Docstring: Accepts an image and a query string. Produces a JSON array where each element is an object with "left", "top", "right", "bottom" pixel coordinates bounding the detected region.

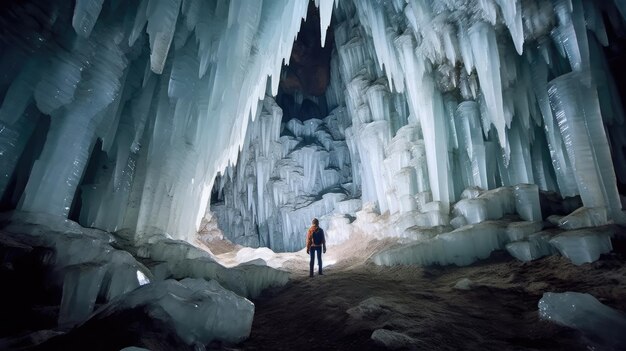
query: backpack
[{"left": 312, "top": 228, "right": 324, "bottom": 246}]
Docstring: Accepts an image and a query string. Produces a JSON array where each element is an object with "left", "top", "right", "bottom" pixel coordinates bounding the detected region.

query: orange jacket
[{"left": 306, "top": 225, "right": 326, "bottom": 251}]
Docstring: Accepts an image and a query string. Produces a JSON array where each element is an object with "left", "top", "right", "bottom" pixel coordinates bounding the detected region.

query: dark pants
[{"left": 309, "top": 246, "right": 322, "bottom": 276}]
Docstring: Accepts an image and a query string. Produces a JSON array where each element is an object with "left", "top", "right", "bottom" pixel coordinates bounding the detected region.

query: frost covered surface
[{"left": 539, "top": 292, "right": 626, "bottom": 349}]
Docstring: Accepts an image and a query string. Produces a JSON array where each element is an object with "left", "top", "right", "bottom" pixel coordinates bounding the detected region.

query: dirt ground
[{"left": 237, "top": 238, "right": 626, "bottom": 351}]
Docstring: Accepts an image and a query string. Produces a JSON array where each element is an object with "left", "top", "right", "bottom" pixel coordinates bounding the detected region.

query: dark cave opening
[{"left": 276, "top": 0, "right": 335, "bottom": 122}]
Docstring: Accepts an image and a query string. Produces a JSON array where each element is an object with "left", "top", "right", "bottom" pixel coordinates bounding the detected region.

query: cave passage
[{"left": 1, "top": 0, "right": 626, "bottom": 350}]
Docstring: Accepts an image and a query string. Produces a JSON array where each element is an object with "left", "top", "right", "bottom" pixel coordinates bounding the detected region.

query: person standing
[{"left": 306, "top": 218, "right": 326, "bottom": 277}]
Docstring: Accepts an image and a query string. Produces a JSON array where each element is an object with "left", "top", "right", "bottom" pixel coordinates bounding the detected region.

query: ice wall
[
  {"left": 324, "top": 0, "right": 626, "bottom": 227},
  {"left": 216, "top": 0, "right": 624, "bottom": 254},
  {"left": 0, "top": 0, "right": 309, "bottom": 242},
  {"left": 1, "top": 0, "right": 626, "bottom": 251}
]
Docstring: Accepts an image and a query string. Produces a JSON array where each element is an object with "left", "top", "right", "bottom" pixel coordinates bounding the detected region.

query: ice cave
[{"left": 1, "top": 0, "right": 626, "bottom": 349}]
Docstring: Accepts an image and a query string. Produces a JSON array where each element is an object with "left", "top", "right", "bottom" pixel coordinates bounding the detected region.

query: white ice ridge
[{"left": 1, "top": 0, "right": 626, "bottom": 252}]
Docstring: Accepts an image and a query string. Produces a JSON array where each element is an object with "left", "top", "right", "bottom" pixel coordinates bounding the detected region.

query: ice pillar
[{"left": 548, "top": 71, "right": 623, "bottom": 221}]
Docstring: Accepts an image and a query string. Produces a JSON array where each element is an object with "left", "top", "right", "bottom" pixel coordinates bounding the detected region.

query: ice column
[
  {"left": 455, "top": 101, "right": 488, "bottom": 190},
  {"left": 0, "top": 112, "right": 37, "bottom": 198},
  {"left": 548, "top": 71, "right": 623, "bottom": 221},
  {"left": 395, "top": 34, "right": 453, "bottom": 209},
  {"left": 20, "top": 27, "right": 127, "bottom": 217},
  {"left": 529, "top": 57, "right": 578, "bottom": 197}
]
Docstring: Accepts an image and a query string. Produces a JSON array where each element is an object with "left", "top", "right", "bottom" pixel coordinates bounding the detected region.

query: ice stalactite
[
  {"left": 0, "top": 0, "right": 310, "bottom": 242},
  {"left": 316, "top": 0, "right": 335, "bottom": 47},
  {"left": 72, "top": 0, "right": 105, "bottom": 38},
  {"left": 1, "top": 0, "right": 626, "bottom": 252},
  {"left": 213, "top": 0, "right": 625, "bottom": 253},
  {"left": 329, "top": 0, "right": 626, "bottom": 226}
]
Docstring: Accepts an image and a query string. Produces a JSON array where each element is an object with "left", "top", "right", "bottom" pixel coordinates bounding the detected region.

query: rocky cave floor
[
  {"left": 239, "top": 237, "right": 626, "bottom": 351},
  {"left": 1, "top": 228, "right": 625, "bottom": 351}
]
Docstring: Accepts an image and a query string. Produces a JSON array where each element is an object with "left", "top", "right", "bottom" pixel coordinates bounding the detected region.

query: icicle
[
  {"left": 317, "top": 0, "right": 335, "bottom": 47},
  {"left": 551, "top": 0, "right": 590, "bottom": 71},
  {"left": 72, "top": 0, "right": 105, "bottom": 38},
  {"left": 496, "top": 0, "right": 524, "bottom": 54},
  {"left": 457, "top": 26, "right": 475, "bottom": 75},
  {"left": 129, "top": 0, "right": 149, "bottom": 47},
  {"left": 468, "top": 21, "right": 508, "bottom": 159},
  {"left": 146, "top": 0, "right": 182, "bottom": 74},
  {"left": 358, "top": 1, "right": 405, "bottom": 92},
  {"left": 478, "top": 0, "right": 498, "bottom": 25}
]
